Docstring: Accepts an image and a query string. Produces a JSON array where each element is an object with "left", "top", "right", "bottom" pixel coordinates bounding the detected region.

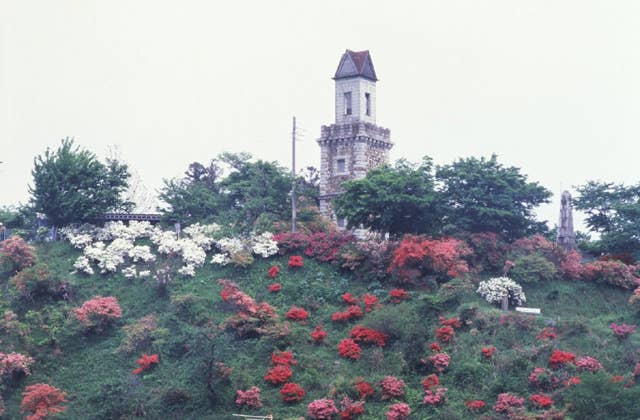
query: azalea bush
[
  {"left": 280, "top": 382, "right": 305, "bottom": 402},
  {"left": 582, "top": 260, "right": 640, "bottom": 289},
  {"left": 337, "top": 338, "right": 361, "bottom": 360},
  {"left": 235, "top": 386, "right": 262, "bottom": 408},
  {"left": 610, "top": 322, "right": 636, "bottom": 339},
  {"left": 274, "top": 231, "right": 353, "bottom": 263},
  {"left": 493, "top": 392, "right": 524, "bottom": 414},
  {"left": 0, "top": 352, "right": 34, "bottom": 378},
  {"left": 20, "top": 383, "right": 67, "bottom": 420},
  {"left": 264, "top": 365, "right": 292, "bottom": 385},
  {"left": 476, "top": 277, "right": 526, "bottom": 307},
  {"left": 132, "top": 353, "right": 159, "bottom": 374},
  {"left": 307, "top": 398, "right": 339, "bottom": 419},
  {"left": 385, "top": 402, "right": 410, "bottom": 420},
  {"left": 73, "top": 296, "right": 122, "bottom": 331},
  {"left": 310, "top": 325, "right": 327, "bottom": 343},
  {"left": 380, "top": 375, "right": 405, "bottom": 400},
  {"left": 0, "top": 236, "right": 36, "bottom": 273}
]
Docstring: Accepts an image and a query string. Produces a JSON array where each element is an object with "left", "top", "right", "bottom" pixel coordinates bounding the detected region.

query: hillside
[{"left": 1, "top": 224, "right": 640, "bottom": 419}]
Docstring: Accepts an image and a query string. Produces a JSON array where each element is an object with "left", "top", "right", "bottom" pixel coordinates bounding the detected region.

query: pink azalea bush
[
  {"left": 235, "top": 386, "right": 262, "bottom": 408},
  {"left": 0, "top": 352, "right": 34, "bottom": 378},
  {"left": 73, "top": 296, "right": 122, "bottom": 330},
  {"left": 610, "top": 322, "right": 636, "bottom": 339},
  {"left": 493, "top": 392, "right": 524, "bottom": 413},
  {"left": 429, "top": 352, "right": 451, "bottom": 373},
  {"left": 385, "top": 403, "right": 410, "bottom": 420},
  {"left": 307, "top": 398, "right": 339, "bottom": 419},
  {"left": 423, "top": 387, "right": 447, "bottom": 406},
  {"left": 380, "top": 376, "right": 406, "bottom": 400},
  {"left": 575, "top": 356, "right": 603, "bottom": 372}
]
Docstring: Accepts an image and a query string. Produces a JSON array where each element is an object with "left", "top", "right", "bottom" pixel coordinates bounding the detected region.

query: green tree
[
  {"left": 574, "top": 181, "right": 640, "bottom": 256},
  {"left": 333, "top": 158, "right": 442, "bottom": 236},
  {"left": 436, "top": 154, "right": 551, "bottom": 240},
  {"left": 29, "top": 138, "right": 132, "bottom": 226}
]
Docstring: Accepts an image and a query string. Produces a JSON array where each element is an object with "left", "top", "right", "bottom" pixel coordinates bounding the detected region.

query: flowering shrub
[
  {"left": 274, "top": 231, "right": 353, "bottom": 263},
  {"left": 264, "top": 364, "right": 292, "bottom": 385},
  {"left": 582, "top": 260, "right": 640, "bottom": 289},
  {"left": 0, "top": 236, "right": 36, "bottom": 273},
  {"left": 429, "top": 352, "right": 451, "bottom": 372},
  {"left": 132, "top": 353, "right": 159, "bottom": 374},
  {"left": 380, "top": 376, "right": 406, "bottom": 400},
  {"left": 271, "top": 351, "right": 297, "bottom": 366},
  {"left": 288, "top": 255, "right": 304, "bottom": 268},
  {"left": 560, "top": 250, "right": 583, "bottom": 279},
  {"left": 528, "top": 367, "right": 558, "bottom": 390},
  {"left": 385, "top": 403, "right": 410, "bottom": 420},
  {"left": 493, "top": 392, "right": 524, "bottom": 413},
  {"left": 236, "top": 386, "right": 262, "bottom": 408},
  {"left": 9, "top": 264, "right": 69, "bottom": 302},
  {"left": 349, "top": 325, "right": 388, "bottom": 347},
  {"left": 268, "top": 283, "right": 281, "bottom": 293},
  {"left": 250, "top": 231, "right": 279, "bottom": 258},
  {"left": 467, "top": 232, "right": 508, "bottom": 273},
  {"left": 439, "top": 316, "right": 462, "bottom": 329},
  {"left": 73, "top": 296, "right": 122, "bottom": 330},
  {"left": 421, "top": 374, "right": 439, "bottom": 390},
  {"left": 476, "top": 277, "right": 526, "bottom": 306},
  {"left": 529, "top": 393, "right": 553, "bottom": 408},
  {"left": 310, "top": 325, "right": 327, "bottom": 343},
  {"left": 563, "top": 376, "right": 580, "bottom": 387},
  {"left": 429, "top": 342, "right": 442, "bottom": 353},
  {"left": 339, "top": 397, "right": 365, "bottom": 420},
  {"left": 536, "top": 327, "right": 557, "bottom": 340},
  {"left": 575, "top": 356, "right": 603, "bottom": 372},
  {"left": 118, "top": 314, "right": 159, "bottom": 354},
  {"left": 362, "top": 294, "right": 379, "bottom": 312},
  {"left": 388, "top": 236, "right": 471, "bottom": 282},
  {"left": 0, "top": 352, "right": 34, "bottom": 378},
  {"left": 337, "top": 239, "right": 395, "bottom": 282},
  {"left": 355, "top": 379, "right": 374, "bottom": 400},
  {"left": 549, "top": 350, "right": 576, "bottom": 368},
  {"left": 423, "top": 387, "right": 447, "bottom": 406},
  {"left": 307, "top": 398, "right": 339, "bottom": 419},
  {"left": 337, "top": 339, "right": 361, "bottom": 360},
  {"left": 436, "top": 326, "right": 455, "bottom": 343},
  {"left": 331, "top": 305, "right": 363, "bottom": 322},
  {"left": 268, "top": 265, "right": 280, "bottom": 278},
  {"left": 280, "top": 382, "right": 305, "bottom": 402},
  {"left": 481, "top": 346, "right": 496, "bottom": 358},
  {"left": 342, "top": 292, "right": 359, "bottom": 304},
  {"left": 20, "top": 383, "right": 67, "bottom": 420},
  {"left": 465, "top": 400, "right": 486, "bottom": 411},
  {"left": 389, "top": 288, "right": 409, "bottom": 303},
  {"left": 285, "top": 306, "right": 309, "bottom": 321},
  {"left": 610, "top": 322, "right": 636, "bottom": 339}
]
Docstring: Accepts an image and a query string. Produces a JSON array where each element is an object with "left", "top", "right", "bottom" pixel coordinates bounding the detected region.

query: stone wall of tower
[{"left": 334, "top": 78, "right": 377, "bottom": 125}]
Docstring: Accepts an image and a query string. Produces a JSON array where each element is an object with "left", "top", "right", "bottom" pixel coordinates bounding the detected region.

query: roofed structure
[{"left": 333, "top": 50, "right": 378, "bottom": 82}]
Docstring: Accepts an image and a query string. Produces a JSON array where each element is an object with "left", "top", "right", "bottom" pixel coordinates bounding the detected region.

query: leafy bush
[
  {"left": 9, "top": 263, "right": 71, "bottom": 302},
  {"left": 20, "top": 383, "right": 67, "bottom": 420},
  {"left": 73, "top": 296, "right": 122, "bottom": 332},
  {"left": 567, "top": 373, "right": 640, "bottom": 419},
  {"left": 0, "top": 236, "right": 36, "bottom": 273},
  {"left": 476, "top": 277, "right": 526, "bottom": 307},
  {"left": 509, "top": 253, "right": 558, "bottom": 283},
  {"left": 118, "top": 314, "right": 161, "bottom": 353},
  {"left": 582, "top": 260, "right": 640, "bottom": 289}
]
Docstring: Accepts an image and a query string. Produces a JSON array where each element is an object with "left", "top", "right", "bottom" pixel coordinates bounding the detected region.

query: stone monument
[
  {"left": 317, "top": 49, "right": 393, "bottom": 228},
  {"left": 557, "top": 190, "right": 576, "bottom": 251}
]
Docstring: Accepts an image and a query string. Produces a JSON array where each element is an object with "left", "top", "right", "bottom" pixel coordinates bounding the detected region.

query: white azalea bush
[
  {"left": 476, "top": 276, "right": 526, "bottom": 306},
  {"left": 64, "top": 220, "right": 277, "bottom": 278}
]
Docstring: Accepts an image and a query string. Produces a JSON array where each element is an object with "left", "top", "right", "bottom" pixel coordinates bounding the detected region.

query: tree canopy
[
  {"left": 574, "top": 181, "right": 640, "bottom": 256},
  {"left": 333, "top": 158, "right": 441, "bottom": 236},
  {"left": 436, "top": 154, "right": 551, "bottom": 240},
  {"left": 29, "top": 138, "right": 132, "bottom": 226}
]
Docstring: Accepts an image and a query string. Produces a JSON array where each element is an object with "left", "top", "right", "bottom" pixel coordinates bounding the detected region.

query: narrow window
[
  {"left": 344, "top": 92, "right": 352, "bottom": 115},
  {"left": 365, "top": 93, "right": 371, "bottom": 116},
  {"left": 336, "top": 158, "right": 346, "bottom": 173}
]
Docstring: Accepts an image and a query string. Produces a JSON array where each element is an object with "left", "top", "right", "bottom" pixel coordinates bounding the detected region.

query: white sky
[{"left": 2, "top": 1, "right": 639, "bottom": 229}]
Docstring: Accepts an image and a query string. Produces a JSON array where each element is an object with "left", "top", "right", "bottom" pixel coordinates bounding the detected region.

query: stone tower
[
  {"left": 317, "top": 49, "right": 393, "bottom": 227},
  {"left": 557, "top": 190, "right": 576, "bottom": 251}
]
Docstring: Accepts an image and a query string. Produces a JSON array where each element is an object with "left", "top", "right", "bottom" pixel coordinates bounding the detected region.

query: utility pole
[{"left": 291, "top": 116, "right": 297, "bottom": 233}]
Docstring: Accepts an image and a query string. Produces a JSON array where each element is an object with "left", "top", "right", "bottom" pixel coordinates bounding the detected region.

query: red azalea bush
[
  {"left": 280, "top": 382, "right": 305, "bottom": 402},
  {"left": 549, "top": 350, "right": 576, "bottom": 368},
  {"left": 271, "top": 350, "right": 297, "bottom": 366},
  {"left": 421, "top": 374, "right": 439, "bottom": 390},
  {"left": 268, "top": 283, "right": 281, "bottom": 292},
  {"left": 0, "top": 236, "right": 36, "bottom": 273},
  {"left": 481, "top": 346, "right": 497, "bottom": 358},
  {"left": 349, "top": 325, "right": 388, "bottom": 347},
  {"left": 288, "top": 255, "right": 304, "bottom": 268},
  {"left": 536, "top": 327, "right": 557, "bottom": 340},
  {"left": 582, "top": 260, "right": 640, "bottom": 289},
  {"left": 429, "top": 342, "right": 442, "bottom": 353},
  {"left": 132, "top": 353, "right": 159, "bottom": 374},
  {"left": 436, "top": 326, "right": 455, "bottom": 343},
  {"left": 310, "top": 325, "right": 327, "bottom": 343},
  {"left": 339, "top": 397, "right": 365, "bottom": 420},
  {"left": 274, "top": 231, "right": 353, "bottom": 263},
  {"left": 20, "top": 383, "right": 67, "bottom": 420},
  {"left": 0, "top": 352, "right": 34, "bottom": 378},
  {"left": 307, "top": 398, "right": 339, "bottom": 419},
  {"left": 236, "top": 386, "right": 262, "bottom": 408},
  {"left": 389, "top": 288, "right": 408, "bottom": 303},
  {"left": 219, "top": 279, "right": 259, "bottom": 314},
  {"left": 380, "top": 376, "right": 406, "bottom": 400},
  {"left": 268, "top": 265, "right": 280, "bottom": 278},
  {"left": 285, "top": 306, "right": 309, "bottom": 321},
  {"left": 465, "top": 400, "right": 486, "bottom": 411},
  {"left": 529, "top": 393, "right": 553, "bottom": 408},
  {"left": 528, "top": 367, "right": 559, "bottom": 390},
  {"left": 610, "top": 322, "right": 636, "bottom": 339},
  {"left": 332, "top": 305, "right": 363, "bottom": 322},
  {"left": 493, "top": 392, "right": 524, "bottom": 413},
  {"left": 73, "top": 296, "right": 122, "bottom": 330},
  {"left": 342, "top": 292, "right": 359, "bottom": 304},
  {"left": 385, "top": 402, "right": 410, "bottom": 420},
  {"left": 560, "top": 250, "right": 583, "bottom": 279},
  {"left": 218, "top": 279, "right": 278, "bottom": 336},
  {"left": 429, "top": 352, "right": 451, "bottom": 372},
  {"left": 264, "top": 364, "right": 292, "bottom": 385},
  {"left": 388, "top": 235, "right": 471, "bottom": 283},
  {"left": 355, "top": 379, "right": 374, "bottom": 400},
  {"left": 575, "top": 356, "right": 603, "bottom": 372},
  {"left": 439, "top": 316, "right": 462, "bottom": 329},
  {"left": 564, "top": 376, "right": 580, "bottom": 387},
  {"left": 362, "top": 294, "right": 379, "bottom": 312},
  {"left": 337, "top": 338, "right": 361, "bottom": 360},
  {"left": 423, "top": 387, "right": 447, "bottom": 406}
]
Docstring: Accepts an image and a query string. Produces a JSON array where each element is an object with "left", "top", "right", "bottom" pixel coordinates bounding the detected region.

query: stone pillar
[{"left": 557, "top": 191, "right": 576, "bottom": 251}]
